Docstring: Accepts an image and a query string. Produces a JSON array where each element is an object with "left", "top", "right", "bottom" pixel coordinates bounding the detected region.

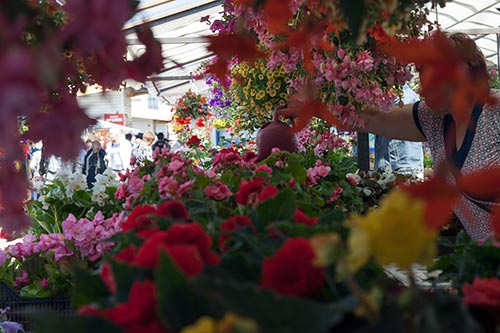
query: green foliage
[
  {"left": 431, "top": 231, "right": 500, "bottom": 289},
  {"left": 193, "top": 275, "right": 356, "bottom": 333}
]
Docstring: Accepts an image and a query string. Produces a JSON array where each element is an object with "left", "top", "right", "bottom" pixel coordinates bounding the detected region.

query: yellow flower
[
  {"left": 218, "top": 312, "right": 259, "bottom": 333},
  {"left": 241, "top": 63, "right": 250, "bottom": 72},
  {"left": 256, "top": 91, "right": 266, "bottom": 100},
  {"left": 264, "top": 101, "right": 273, "bottom": 111},
  {"left": 310, "top": 233, "right": 342, "bottom": 267},
  {"left": 346, "top": 190, "right": 437, "bottom": 271},
  {"left": 272, "top": 82, "right": 281, "bottom": 90},
  {"left": 258, "top": 74, "right": 265, "bottom": 80},
  {"left": 180, "top": 316, "right": 217, "bottom": 333},
  {"left": 179, "top": 313, "right": 258, "bottom": 333},
  {"left": 355, "top": 287, "right": 383, "bottom": 320}
]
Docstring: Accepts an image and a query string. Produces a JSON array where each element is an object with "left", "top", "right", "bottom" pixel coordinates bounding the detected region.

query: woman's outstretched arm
[{"left": 355, "top": 104, "right": 426, "bottom": 142}]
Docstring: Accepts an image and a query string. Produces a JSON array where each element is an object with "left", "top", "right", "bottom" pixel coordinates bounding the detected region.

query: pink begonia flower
[
  {"left": 254, "top": 165, "right": 273, "bottom": 176},
  {"left": 41, "top": 278, "right": 49, "bottom": 289},
  {"left": 62, "top": 214, "right": 78, "bottom": 240},
  {"left": 158, "top": 176, "right": 179, "bottom": 199},
  {"left": 204, "top": 182, "right": 233, "bottom": 201},
  {"left": 128, "top": 175, "right": 144, "bottom": 195},
  {"left": 168, "top": 158, "right": 185, "bottom": 174},
  {"left": 15, "top": 271, "right": 29, "bottom": 288},
  {"left": 327, "top": 186, "right": 344, "bottom": 203},
  {"left": 346, "top": 173, "right": 361, "bottom": 186},
  {"left": 178, "top": 180, "right": 195, "bottom": 197},
  {"left": 271, "top": 147, "right": 281, "bottom": 154},
  {"left": 115, "top": 183, "right": 128, "bottom": 200},
  {"left": 54, "top": 246, "right": 74, "bottom": 261}
]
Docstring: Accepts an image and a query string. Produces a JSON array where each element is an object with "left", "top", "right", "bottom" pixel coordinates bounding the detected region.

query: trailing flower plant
[
  {"left": 0, "top": 0, "right": 164, "bottom": 233},
  {"left": 172, "top": 90, "right": 210, "bottom": 122},
  {"left": 228, "top": 59, "right": 292, "bottom": 132}
]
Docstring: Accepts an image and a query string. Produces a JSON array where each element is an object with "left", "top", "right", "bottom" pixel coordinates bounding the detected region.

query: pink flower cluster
[
  {"left": 211, "top": 2, "right": 413, "bottom": 131},
  {"left": 307, "top": 161, "right": 332, "bottom": 185},
  {"left": 1, "top": 211, "right": 121, "bottom": 265},
  {"left": 3, "top": 233, "right": 71, "bottom": 263},
  {"left": 62, "top": 212, "right": 123, "bottom": 261},
  {"left": 313, "top": 132, "right": 350, "bottom": 157},
  {"left": 0, "top": 1, "right": 164, "bottom": 233},
  {"left": 204, "top": 181, "right": 233, "bottom": 201}
]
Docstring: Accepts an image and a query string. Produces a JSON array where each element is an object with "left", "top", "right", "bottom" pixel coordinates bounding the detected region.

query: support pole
[
  {"left": 357, "top": 132, "right": 370, "bottom": 171},
  {"left": 497, "top": 33, "right": 500, "bottom": 87}
]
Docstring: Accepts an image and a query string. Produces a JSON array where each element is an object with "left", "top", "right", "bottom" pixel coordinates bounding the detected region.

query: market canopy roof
[
  {"left": 125, "top": 0, "right": 223, "bottom": 104},
  {"left": 124, "top": 0, "right": 500, "bottom": 102},
  {"left": 431, "top": 0, "right": 500, "bottom": 68}
]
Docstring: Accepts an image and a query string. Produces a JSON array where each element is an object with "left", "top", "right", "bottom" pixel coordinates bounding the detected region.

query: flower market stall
[{"left": 0, "top": 1, "right": 500, "bottom": 333}]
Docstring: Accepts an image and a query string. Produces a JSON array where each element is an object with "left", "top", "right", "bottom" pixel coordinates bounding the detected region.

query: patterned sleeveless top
[{"left": 412, "top": 89, "right": 500, "bottom": 241}]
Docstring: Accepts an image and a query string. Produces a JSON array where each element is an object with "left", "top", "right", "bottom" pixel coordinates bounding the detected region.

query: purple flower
[{"left": 0, "top": 321, "right": 24, "bottom": 333}]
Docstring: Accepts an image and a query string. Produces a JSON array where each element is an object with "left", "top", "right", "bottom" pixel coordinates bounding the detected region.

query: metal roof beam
[
  {"left": 126, "top": 37, "right": 207, "bottom": 45},
  {"left": 445, "top": 1, "right": 500, "bottom": 30},
  {"left": 447, "top": 28, "right": 500, "bottom": 35},
  {"left": 149, "top": 75, "right": 194, "bottom": 81},
  {"left": 124, "top": 0, "right": 222, "bottom": 34}
]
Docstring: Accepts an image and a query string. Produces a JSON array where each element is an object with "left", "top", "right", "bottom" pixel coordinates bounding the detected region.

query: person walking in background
[
  {"left": 82, "top": 141, "right": 106, "bottom": 188},
  {"left": 106, "top": 128, "right": 132, "bottom": 176},
  {"left": 132, "top": 131, "right": 155, "bottom": 164},
  {"left": 77, "top": 139, "right": 92, "bottom": 174},
  {"left": 152, "top": 132, "right": 170, "bottom": 154},
  {"left": 374, "top": 84, "right": 424, "bottom": 178}
]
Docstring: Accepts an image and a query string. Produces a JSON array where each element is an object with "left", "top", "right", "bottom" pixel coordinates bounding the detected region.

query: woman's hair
[
  {"left": 143, "top": 131, "right": 155, "bottom": 144},
  {"left": 446, "top": 32, "right": 488, "bottom": 80}
]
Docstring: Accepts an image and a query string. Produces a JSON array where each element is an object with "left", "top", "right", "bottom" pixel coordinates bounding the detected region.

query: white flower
[
  {"left": 65, "top": 173, "right": 88, "bottom": 197},
  {"left": 102, "top": 168, "right": 116, "bottom": 180},
  {"left": 362, "top": 188, "right": 373, "bottom": 196},
  {"left": 38, "top": 195, "right": 50, "bottom": 210},
  {"left": 95, "top": 172, "right": 119, "bottom": 189},
  {"left": 91, "top": 183, "right": 109, "bottom": 206}
]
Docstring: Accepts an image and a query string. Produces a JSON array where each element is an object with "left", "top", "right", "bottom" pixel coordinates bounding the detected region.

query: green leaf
[
  {"left": 19, "top": 284, "right": 51, "bottom": 298},
  {"left": 194, "top": 276, "right": 355, "bottom": 333},
  {"left": 254, "top": 188, "right": 296, "bottom": 228},
  {"left": 72, "top": 190, "right": 92, "bottom": 207},
  {"left": 156, "top": 253, "right": 215, "bottom": 332},
  {"left": 71, "top": 267, "right": 109, "bottom": 307},
  {"left": 287, "top": 162, "right": 307, "bottom": 183},
  {"left": 32, "top": 313, "right": 122, "bottom": 333},
  {"left": 109, "top": 260, "right": 151, "bottom": 301}
]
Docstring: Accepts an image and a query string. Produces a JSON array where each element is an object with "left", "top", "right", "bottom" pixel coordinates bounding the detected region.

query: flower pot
[{"left": 256, "top": 109, "right": 298, "bottom": 161}]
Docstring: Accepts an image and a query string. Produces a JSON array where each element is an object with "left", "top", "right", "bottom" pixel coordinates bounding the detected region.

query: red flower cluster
[
  {"left": 219, "top": 216, "right": 256, "bottom": 252},
  {"left": 257, "top": 185, "right": 280, "bottom": 202},
  {"left": 122, "top": 201, "right": 189, "bottom": 237},
  {"left": 261, "top": 238, "right": 325, "bottom": 296},
  {"left": 212, "top": 148, "right": 245, "bottom": 169},
  {"left": 293, "top": 209, "right": 318, "bottom": 226},
  {"left": 236, "top": 179, "right": 263, "bottom": 205},
  {"left": 462, "top": 277, "right": 500, "bottom": 314},
  {"left": 186, "top": 135, "right": 201, "bottom": 148},
  {"left": 81, "top": 280, "right": 168, "bottom": 333},
  {"left": 118, "top": 223, "right": 220, "bottom": 277}
]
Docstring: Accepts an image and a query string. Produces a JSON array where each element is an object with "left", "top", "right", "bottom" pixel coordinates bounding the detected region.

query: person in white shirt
[{"left": 106, "top": 128, "right": 132, "bottom": 176}]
